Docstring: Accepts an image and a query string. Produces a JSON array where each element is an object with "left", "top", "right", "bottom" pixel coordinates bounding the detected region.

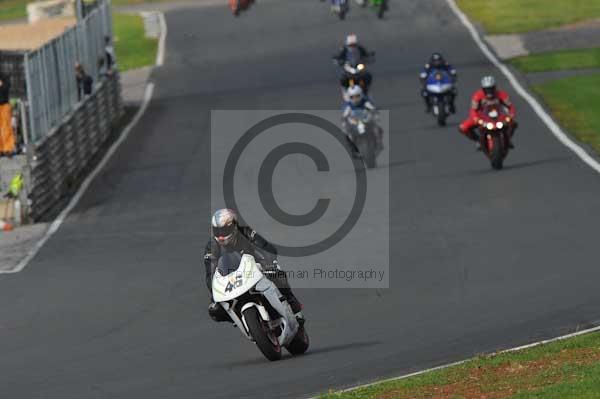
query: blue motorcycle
[{"left": 425, "top": 69, "right": 455, "bottom": 126}]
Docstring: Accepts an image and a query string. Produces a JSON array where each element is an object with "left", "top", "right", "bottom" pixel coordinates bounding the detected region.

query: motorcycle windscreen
[
  {"left": 212, "top": 253, "right": 264, "bottom": 302},
  {"left": 217, "top": 250, "right": 243, "bottom": 276}
]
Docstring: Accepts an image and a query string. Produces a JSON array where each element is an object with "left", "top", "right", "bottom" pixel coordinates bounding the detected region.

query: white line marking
[
  {"left": 445, "top": 0, "right": 600, "bottom": 174},
  {"left": 307, "top": 4, "right": 600, "bottom": 395},
  {"left": 2, "top": 12, "right": 168, "bottom": 274},
  {"left": 309, "top": 325, "right": 600, "bottom": 398},
  {"left": 156, "top": 12, "right": 167, "bottom": 67}
]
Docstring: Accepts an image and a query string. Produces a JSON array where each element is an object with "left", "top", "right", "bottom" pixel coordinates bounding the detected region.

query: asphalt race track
[{"left": 2, "top": 1, "right": 600, "bottom": 398}]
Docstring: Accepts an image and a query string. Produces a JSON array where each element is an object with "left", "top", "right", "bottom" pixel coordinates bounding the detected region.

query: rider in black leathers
[
  {"left": 334, "top": 33, "right": 373, "bottom": 92},
  {"left": 204, "top": 209, "right": 303, "bottom": 322}
]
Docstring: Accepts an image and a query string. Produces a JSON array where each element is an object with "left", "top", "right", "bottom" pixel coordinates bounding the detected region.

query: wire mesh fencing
[{"left": 24, "top": 0, "right": 114, "bottom": 143}]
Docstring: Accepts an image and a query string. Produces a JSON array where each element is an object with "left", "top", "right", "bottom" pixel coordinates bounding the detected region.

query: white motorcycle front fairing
[
  {"left": 212, "top": 254, "right": 299, "bottom": 347},
  {"left": 426, "top": 82, "right": 453, "bottom": 94},
  {"left": 212, "top": 254, "right": 262, "bottom": 302}
]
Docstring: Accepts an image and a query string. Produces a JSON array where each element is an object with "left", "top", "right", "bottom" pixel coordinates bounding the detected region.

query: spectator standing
[
  {"left": 75, "top": 63, "right": 93, "bottom": 101},
  {"left": 0, "top": 71, "right": 16, "bottom": 156},
  {"left": 104, "top": 36, "right": 116, "bottom": 74}
]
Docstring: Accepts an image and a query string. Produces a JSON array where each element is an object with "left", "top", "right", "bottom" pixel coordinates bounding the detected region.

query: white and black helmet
[
  {"left": 481, "top": 75, "right": 497, "bottom": 97},
  {"left": 211, "top": 208, "right": 238, "bottom": 246},
  {"left": 345, "top": 33, "right": 358, "bottom": 46},
  {"left": 347, "top": 85, "right": 363, "bottom": 105}
]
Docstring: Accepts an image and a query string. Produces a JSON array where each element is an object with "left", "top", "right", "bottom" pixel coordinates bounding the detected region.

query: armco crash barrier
[{"left": 28, "top": 75, "right": 124, "bottom": 220}]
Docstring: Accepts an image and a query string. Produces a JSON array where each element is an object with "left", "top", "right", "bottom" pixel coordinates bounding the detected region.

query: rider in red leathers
[{"left": 459, "top": 76, "right": 517, "bottom": 148}]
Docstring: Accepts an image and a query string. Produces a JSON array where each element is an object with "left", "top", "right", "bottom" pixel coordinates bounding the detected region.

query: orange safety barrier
[{"left": 0, "top": 103, "right": 15, "bottom": 154}]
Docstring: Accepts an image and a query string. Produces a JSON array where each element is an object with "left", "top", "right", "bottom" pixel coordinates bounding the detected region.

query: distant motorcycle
[
  {"left": 335, "top": 50, "right": 375, "bottom": 100},
  {"left": 476, "top": 104, "right": 515, "bottom": 170},
  {"left": 355, "top": 0, "right": 387, "bottom": 18},
  {"left": 229, "top": 0, "right": 254, "bottom": 16},
  {"left": 424, "top": 68, "right": 455, "bottom": 126},
  {"left": 330, "top": 0, "right": 349, "bottom": 20},
  {"left": 212, "top": 252, "right": 309, "bottom": 361},
  {"left": 343, "top": 108, "right": 381, "bottom": 168}
]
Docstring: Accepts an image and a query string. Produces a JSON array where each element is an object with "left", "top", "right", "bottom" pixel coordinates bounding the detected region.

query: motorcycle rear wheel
[{"left": 243, "top": 307, "right": 282, "bottom": 361}]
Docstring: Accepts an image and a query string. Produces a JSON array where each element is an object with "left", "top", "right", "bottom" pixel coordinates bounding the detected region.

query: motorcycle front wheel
[
  {"left": 436, "top": 102, "right": 447, "bottom": 126},
  {"left": 490, "top": 134, "right": 504, "bottom": 170},
  {"left": 243, "top": 307, "right": 282, "bottom": 361}
]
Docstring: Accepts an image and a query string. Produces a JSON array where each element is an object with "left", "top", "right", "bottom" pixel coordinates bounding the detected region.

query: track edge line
[
  {"left": 1, "top": 10, "right": 168, "bottom": 274},
  {"left": 445, "top": 0, "right": 600, "bottom": 174}
]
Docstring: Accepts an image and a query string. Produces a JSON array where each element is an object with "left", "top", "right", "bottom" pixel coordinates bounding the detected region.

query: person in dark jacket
[
  {"left": 204, "top": 208, "right": 304, "bottom": 322},
  {"left": 75, "top": 63, "right": 93, "bottom": 100}
]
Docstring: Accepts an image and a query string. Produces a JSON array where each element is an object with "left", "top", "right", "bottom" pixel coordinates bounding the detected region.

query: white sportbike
[{"left": 212, "top": 252, "right": 309, "bottom": 361}]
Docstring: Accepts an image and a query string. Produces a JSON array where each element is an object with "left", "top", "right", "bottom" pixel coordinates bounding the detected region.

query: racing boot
[
  {"left": 208, "top": 302, "right": 232, "bottom": 323},
  {"left": 422, "top": 91, "right": 432, "bottom": 113}
]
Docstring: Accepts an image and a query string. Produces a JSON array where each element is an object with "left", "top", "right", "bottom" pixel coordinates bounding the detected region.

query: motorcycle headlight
[
  {"left": 357, "top": 64, "right": 365, "bottom": 71},
  {"left": 496, "top": 122, "right": 504, "bottom": 129},
  {"left": 486, "top": 122, "right": 495, "bottom": 130}
]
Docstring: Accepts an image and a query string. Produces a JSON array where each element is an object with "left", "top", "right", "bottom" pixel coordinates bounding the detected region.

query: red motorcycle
[
  {"left": 476, "top": 104, "right": 515, "bottom": 170},
  {"left": 229, "top": 0, "right": 254, "bottom": 16}
]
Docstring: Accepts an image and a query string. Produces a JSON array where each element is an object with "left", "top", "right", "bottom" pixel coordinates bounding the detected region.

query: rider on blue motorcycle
[
  {"left": 419, "top": 52, "right": 457, "bottom": 114},
  {"left": 342, "top": 85, "right": 383, "bottom": 153}
]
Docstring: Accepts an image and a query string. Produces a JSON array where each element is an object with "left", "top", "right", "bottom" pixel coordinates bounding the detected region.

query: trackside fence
[
  {"left": 24, "top": 0, "right": 113, "bottom": 144},
  {"left": 15, "top": 0, "right": 124, "bottom": 221}
]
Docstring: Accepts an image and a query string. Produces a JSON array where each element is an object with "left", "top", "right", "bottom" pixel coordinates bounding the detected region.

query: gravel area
[{"left": 0, "top": 17, "right": 76, "bottom": 50}]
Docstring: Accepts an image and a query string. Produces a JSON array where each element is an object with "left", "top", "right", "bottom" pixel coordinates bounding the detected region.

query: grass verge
[
  {"left": 533, "top": 74, "right": 600, "bottom": 154},
  {"left": 456, "top": 0, "right": 600, "bottom": 34},
  {"left": 0, "top": 0, "right": 28, "bottom": 21},
  {"left": 509, "top": 48, "right": 600, "bottom": 73},
  {"left": 113, "top": 13, "right": 157, "bottom": 71},
  {"left": 318, "top": 331, "right": 600, "bottom": 399}
]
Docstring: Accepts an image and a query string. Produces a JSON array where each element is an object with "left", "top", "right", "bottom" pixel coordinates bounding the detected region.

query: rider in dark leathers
[
  {"left": 334, "top": 34, "right": 373, "bottom": 93},
  {"left": 204, "top": 209, "right": 303, "bottom": 322}
]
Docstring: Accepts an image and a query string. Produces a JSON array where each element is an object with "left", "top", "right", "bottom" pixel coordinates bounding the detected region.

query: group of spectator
[{"left": 0, "top": 36, "right": 116, "bottom": 158}]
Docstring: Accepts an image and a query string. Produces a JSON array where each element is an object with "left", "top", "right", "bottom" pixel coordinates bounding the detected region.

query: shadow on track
[
  {"left": 503, "top": 156, "right": 571, "bottom": 171},
  {"left": 217, "top": 340, "right": 381, "bottom": 368},
  {"left": 429, "top": 156, "right": 571, "bottom": 180}
]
